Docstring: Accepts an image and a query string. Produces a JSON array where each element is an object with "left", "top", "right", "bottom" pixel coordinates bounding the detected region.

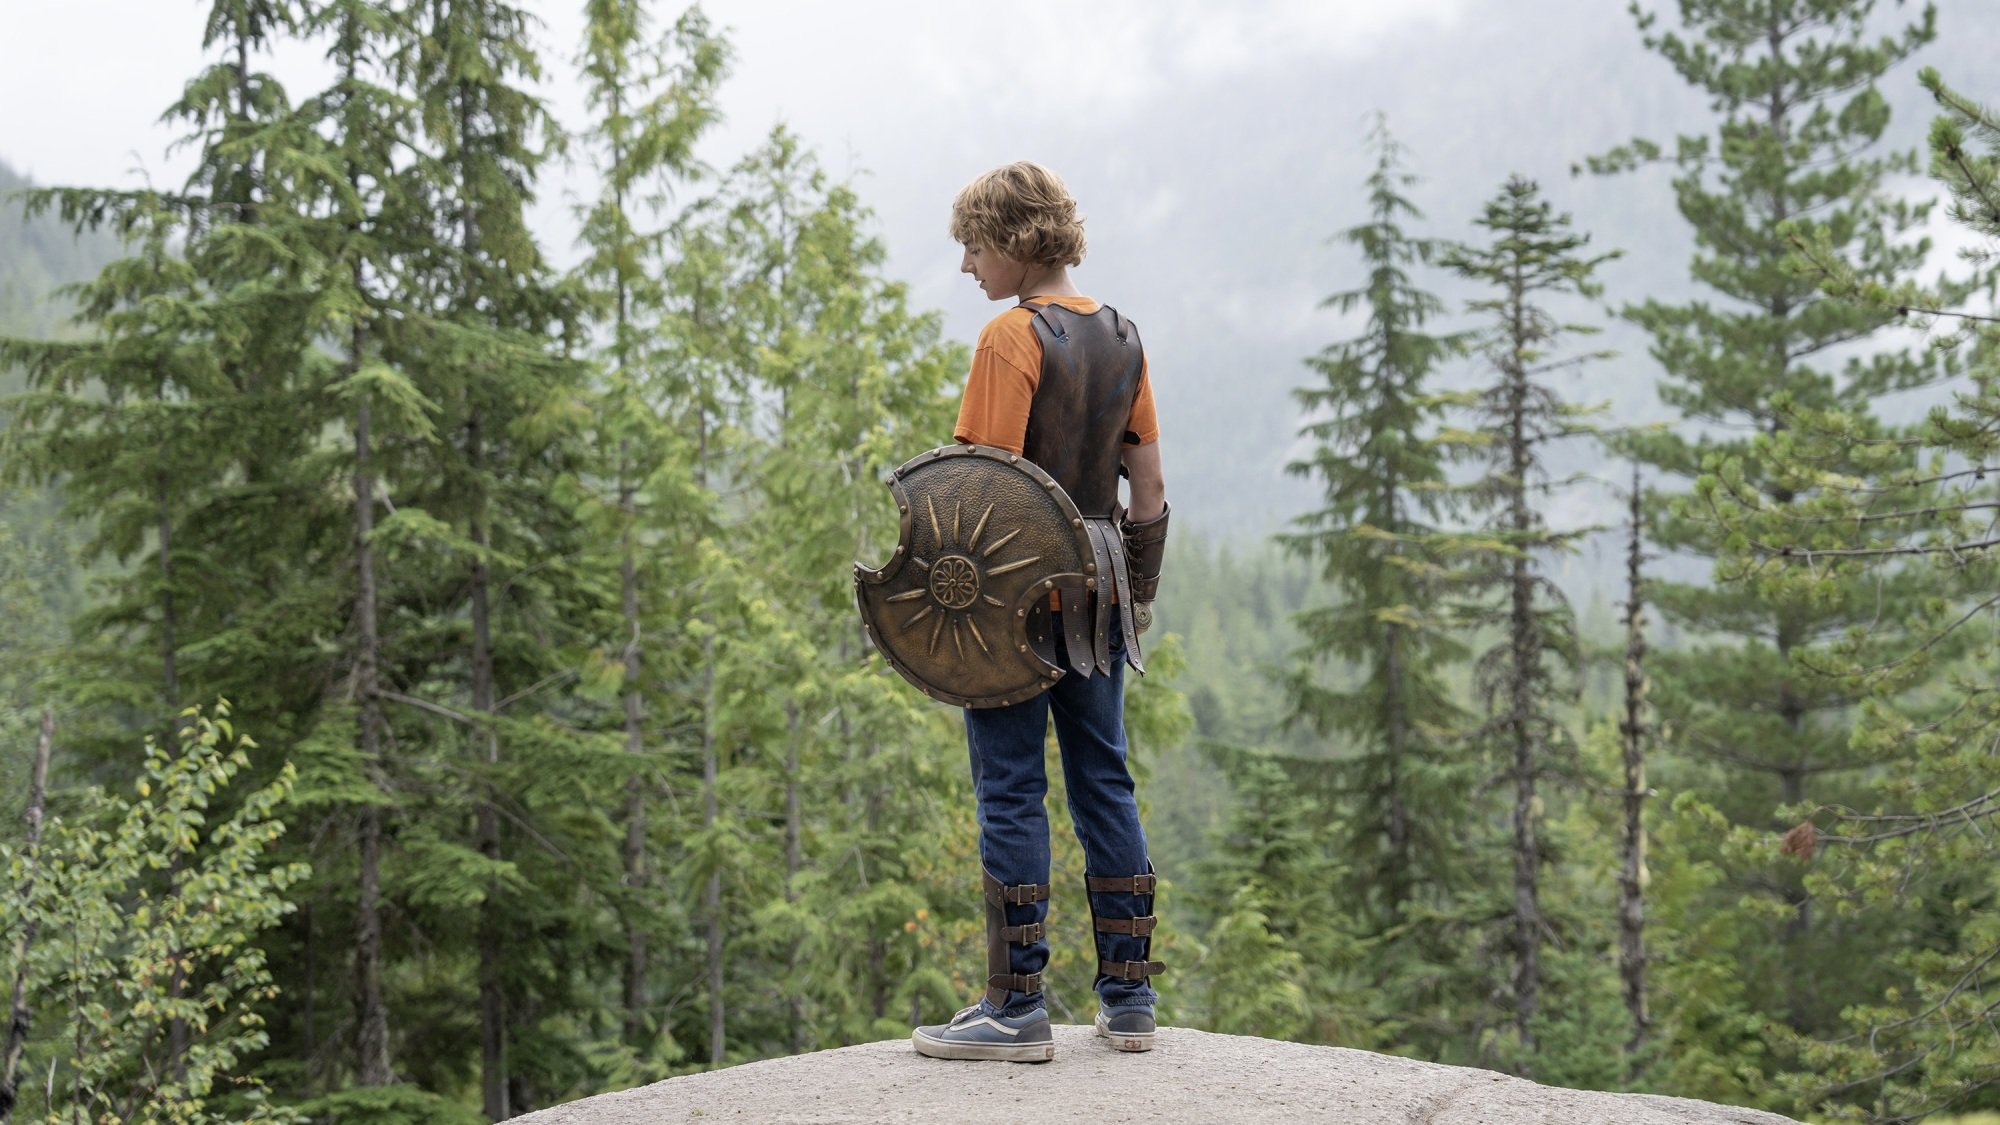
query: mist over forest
[{"left": 7, "top": 2, "right": 2000, "bottom": 1123}]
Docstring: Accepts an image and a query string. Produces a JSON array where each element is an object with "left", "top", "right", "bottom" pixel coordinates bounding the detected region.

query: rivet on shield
[
  {"left": 1043, "top": 579, "right": 1053, "bottom": 589},
  {"left": 1018, "top": 644, "right": 1028, "bottom": 653},
  {"left": 1071, "top": 518, "right": 1082, "bottom": 528},
  {"left": 1047, "top": 669, "right": 1060, "bottom": 679},
  {"left": 1043, "top": 481, "right": 1055, "bottom": 490},
  {"left": 895, "top": 545, "right": 904, "bottom": 554},
  {"left": 1086, "top": 578, "right": 1097, "bottom": 589},
  {"left": 1009, "top": 455, "right": 1019, "bottom": 464},
  {"left": 1086, "top": 563, "right": 1097, "bottom": 574},
  {"left": 1016, "top": 609, "right": 1026, "bottom": 617}
]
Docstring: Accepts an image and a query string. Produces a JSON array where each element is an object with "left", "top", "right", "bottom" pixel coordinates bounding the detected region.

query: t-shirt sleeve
[
  {"left": 953, "top": 314, "right": 1040, "bottom": 454},
  {"left": 1125, "top": 354, "right": 1160, "bottom": 445}
]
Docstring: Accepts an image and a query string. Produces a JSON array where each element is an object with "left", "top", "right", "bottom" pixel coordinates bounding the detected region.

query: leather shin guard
[
  {"left": 981, "top": 868, "right": 1049, "bottom": 1009},
  {"left": 1086, "top": 867, "right": 1166, "bottom": 988}
]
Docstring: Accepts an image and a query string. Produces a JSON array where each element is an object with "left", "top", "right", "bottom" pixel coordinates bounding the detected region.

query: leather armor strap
[
  {"left": 999, "top": 922, "right": 1045, "bottom": 944},
  {"left": 1085, "top": 873, "right": 1157, "bottom": 895},
  {"left": 1083, "top": 520, "right": 1117, "bottom": 674},
  {"left": 1021, "top": 299, "right": 1068, "bottom": 343},
  {"left": 989, "top": 971, "right": 1045, "bottom": 994},
  {"left": 1058, "top": 581, "right": 1094, "bottom": 679},
  {"left": 1104, "top": 514, "right": 1141, "bottom": 672},
  {"left": 984, "top": 878, "right": 1051, "bottom": 907},
  {"left": 1098, "top": 959, "right": 1166, "bottom": 981},
  {"left": 1094, "top": 915, "right": 1158, "bottom": 936}
]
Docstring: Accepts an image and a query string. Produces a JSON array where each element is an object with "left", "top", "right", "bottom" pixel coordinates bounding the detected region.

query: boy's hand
[{"left": 1133, "top": 601, "right": 1154, "bottom": 636}]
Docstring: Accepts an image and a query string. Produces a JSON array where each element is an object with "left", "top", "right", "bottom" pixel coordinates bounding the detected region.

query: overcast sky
[{"left": 3, "top": 1, "right": 1984, "bottom": 546}]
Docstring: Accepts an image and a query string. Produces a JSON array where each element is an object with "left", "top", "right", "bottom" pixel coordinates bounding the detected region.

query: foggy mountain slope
[
  {"left": 0, "top": 159, "right": 125, "bottom": 343},
  {"left": 957, "top": 0, "right": 1997, "bottom": 542}
]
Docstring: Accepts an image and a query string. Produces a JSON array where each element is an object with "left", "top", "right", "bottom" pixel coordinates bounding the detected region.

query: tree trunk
[
  {"left": 1618, "top": 468, "right": 1651, "bottom": 1057},
  {"left": 1382, "top": 607, "right": 1411, "bottom": 919},
  {"left": 353, "top": 320, "right": 393, "bottom": 1086},
  {"left": 1379, "top": 471, "right": 1412, "bottom": 921},
  {"left": 695, "top": 405, "right": 725, "bottom": 1069},
  {"left": 302, "top": 901, "right": 317, "bottom": 1062},
  {"left": 155, "top": 473, "right": 190, "bottom": 1085},
  {"left": 469, "top": 408, "right": 508, "bottom": 1120},
  {"left": 0, "top": 710, "right": 56, "bottom": 1123},
  {"left": 784, "top": 703, "right": 804, "bottom": 1055},
  {"left": 620, "top": 483, "right": 649, "bottom": 1046},
  {"left": 1505, "top": 286, "right": 1540, "bottom": 1065},
  {"left": 456, "top": 66, "right": 510, "bottom": 1113},
  {"left": 703, "top": 684, "right": 723, "bottom": 1067}
]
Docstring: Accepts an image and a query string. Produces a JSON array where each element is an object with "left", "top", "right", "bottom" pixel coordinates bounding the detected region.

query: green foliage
[
  {"left": 1, "top": 704, "right": 305, "bottom": 1123},
  {"left": 1438, "top": 174, "right": 1617, "bottom": 1067},
  {"left": 1695, "top": 68, "right": 2000, "bottom": 1122},
  {"left": 1580, "top": 1, "right": 1976, "bottom": 1104},
  {"left": 26, "top": 1, "right": 2000, "bottom": 1120},
  {"left": 1275, "top": 119, "right": 1477, "bottom": 936}
]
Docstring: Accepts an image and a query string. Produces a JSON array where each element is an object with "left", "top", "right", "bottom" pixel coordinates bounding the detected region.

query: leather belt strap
[
  {"left": 1082, "top": 520, "right": 1116, "bottom": 675},
  {"left": 999, "top": 922, "right": 1044, "bottom": 944},
  {"left": 1097, "top": 959, "right": 1166, "bottom": 981},
  {"left": 1105, "top": 516, "right": 1140, "bottom": 672},
  {"left": 1093, "top": 915, "right": 1158, "bottom": 936},
  {"left": 1085, "top": 874, "right": 1157, "bottom": 895},
  {"left": 1058, "top": 580, "right": 1094, "bottom": 677},
  {"left": 989, "top": 970, "right": 1044, "bottom": 993}
]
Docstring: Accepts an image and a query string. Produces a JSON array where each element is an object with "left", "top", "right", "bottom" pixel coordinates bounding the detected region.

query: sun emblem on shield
[{"left": 884, "top": 496, "right": 1040, "bottom": 662}]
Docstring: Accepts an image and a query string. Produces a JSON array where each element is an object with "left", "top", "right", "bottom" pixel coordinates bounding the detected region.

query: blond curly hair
[{"left": 948, "top": 161, "right": 1087, "bottom": 268}]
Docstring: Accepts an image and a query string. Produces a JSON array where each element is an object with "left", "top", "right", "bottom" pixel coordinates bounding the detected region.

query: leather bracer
[{"left": 1120, "top": 502, "right": 1170, "bottom": 603}]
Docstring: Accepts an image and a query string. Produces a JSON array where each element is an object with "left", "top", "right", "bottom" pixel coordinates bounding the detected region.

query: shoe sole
[
  {"left": 1095, "top": 1010, "right": 1156, "bottom": 1052},
  {"left": 911, "top": 1027, "right": 1055, "bottom": 1063}
]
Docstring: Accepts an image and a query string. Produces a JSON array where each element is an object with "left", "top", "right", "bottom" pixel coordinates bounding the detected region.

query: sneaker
[
  {"left": 1095, "top": 1002, "right": 1156, "bottom": 1052},
  {"left": 912, "top": 1002, "right": 1055, "bottom": 1063}
]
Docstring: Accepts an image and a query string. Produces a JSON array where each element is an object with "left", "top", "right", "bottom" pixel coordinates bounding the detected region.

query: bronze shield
[{"left": 854, "top": 444, "right": 1094, "bottom": 708}]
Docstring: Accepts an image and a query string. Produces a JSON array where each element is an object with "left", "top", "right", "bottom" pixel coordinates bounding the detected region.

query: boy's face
[{"left": 960, "top": 243, "right": 1029, "bottom": 303}]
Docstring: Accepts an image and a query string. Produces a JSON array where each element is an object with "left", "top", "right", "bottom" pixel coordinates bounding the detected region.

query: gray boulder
[{"left": 513, "top": 1024, "right": 1798, "bottom": 1124}]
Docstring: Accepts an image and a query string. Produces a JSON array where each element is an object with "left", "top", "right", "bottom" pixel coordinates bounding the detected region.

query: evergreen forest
[{"left": 7, "top": 2, "right": 2000, "bottom": 1122}]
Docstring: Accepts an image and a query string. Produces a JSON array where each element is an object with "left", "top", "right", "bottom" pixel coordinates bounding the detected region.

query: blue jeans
[{"left": 964, "top": 622, "right": 1157, "bottom": 1012}]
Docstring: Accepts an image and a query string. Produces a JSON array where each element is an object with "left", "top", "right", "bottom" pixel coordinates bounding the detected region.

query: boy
[{"left": 911, "top": 161, "right": 1171, "bottom": 1062}]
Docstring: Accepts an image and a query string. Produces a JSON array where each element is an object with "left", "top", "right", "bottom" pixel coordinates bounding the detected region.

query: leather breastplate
[
  {"left": 1020, "top": 301, "right": 1145, "bottom": 517},
  {"left": 1018, "top": 300, "right": 1147, "bottom": 677}
]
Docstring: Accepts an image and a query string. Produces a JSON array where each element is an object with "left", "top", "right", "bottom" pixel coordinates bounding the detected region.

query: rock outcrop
[{"left": 513, "top": 1024, "right": 1798, "bottom": 1124}]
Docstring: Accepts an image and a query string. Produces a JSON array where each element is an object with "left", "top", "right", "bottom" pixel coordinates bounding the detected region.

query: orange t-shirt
[{"left": 952, "top": 295, "right": 1161, "bottom": 455}]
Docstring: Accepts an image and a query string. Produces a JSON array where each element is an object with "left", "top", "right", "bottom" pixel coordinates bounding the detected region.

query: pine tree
[
  {"left": 572, "top": 0, "right": 727, "bottom": 1061},
  {"left": 1439, "top": 175, "right": 1615, "bottom": 1069},
  {"left": 396, "top": 2, "right": 613, "bottom": 1111},
  {"left": 1188, "top": 747, "right": 1374, "bottom": 1045},
  {"left": 1584, "top": 0, "right": 1966, "bottom": 1040},
  {"left": 1277, "top": 121, "right": 1474, "bottom": 936},
  {"left": 1617, "top": 467, "right": 1653, "bottom": 1060},
  {"left": 1702, "top": 67, "right": 2000, "bottom": 1120}
]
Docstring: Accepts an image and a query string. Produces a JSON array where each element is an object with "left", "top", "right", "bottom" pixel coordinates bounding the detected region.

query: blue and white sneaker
[
  {"left": 1095, "top": 1002, "right": 1156, "bottom": 1052},
  {"left": 912, "top": 1002, "right": 1055, "bottom": 1063}
]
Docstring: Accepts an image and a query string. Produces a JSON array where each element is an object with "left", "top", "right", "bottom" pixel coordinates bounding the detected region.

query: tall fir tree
[
  {"left": 1702, "top": 67, "right": 2000, "bottom": 1121},
  {"left": 1277, "top": 121, "right": 1473, "bottom": 931},
  {"left": 1268, "top": 121, "right": 1503, "bottom": 1062},
  {"left": 571, "top": 0, "right": 727, "bottom": 1065},
  {"left": 1440, "top": 175, "right": 1614, "bottom": 1071},
  {"left": 1585, "top": 0, "right": 1969, "bottom": 1048}
]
